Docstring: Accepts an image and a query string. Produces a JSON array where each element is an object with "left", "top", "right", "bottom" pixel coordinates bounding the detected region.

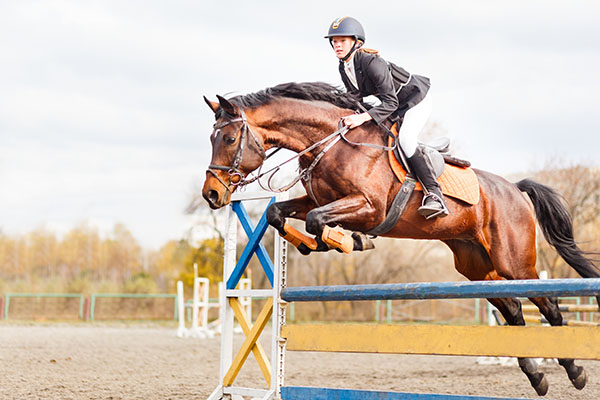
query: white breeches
[{"left": 398, "top": 92, "right": 433, "bottom": 158}]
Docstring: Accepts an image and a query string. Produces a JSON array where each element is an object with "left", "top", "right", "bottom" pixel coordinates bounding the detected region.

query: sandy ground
[{"left": 1, "top": 323, "right": 599, "bottom": 400}]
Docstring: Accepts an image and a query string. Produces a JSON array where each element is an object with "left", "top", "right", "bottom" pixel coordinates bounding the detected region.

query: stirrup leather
[{"left": 418, "top": 193, "right": 449, "bottom": 219}]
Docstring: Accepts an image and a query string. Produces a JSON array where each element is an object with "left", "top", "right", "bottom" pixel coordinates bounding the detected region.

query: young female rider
[{"left": 325, "top": 16, "right": 448, "bottom": 219}]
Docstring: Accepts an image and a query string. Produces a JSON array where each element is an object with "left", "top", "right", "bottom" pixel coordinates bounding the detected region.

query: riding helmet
[{"left": 324, "top": 16, "right": 366, "bottom": 42}]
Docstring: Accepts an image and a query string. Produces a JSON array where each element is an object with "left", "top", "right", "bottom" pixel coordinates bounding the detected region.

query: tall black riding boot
[{"left": 408, "top": 147, "right": 449, "bottom": 219}]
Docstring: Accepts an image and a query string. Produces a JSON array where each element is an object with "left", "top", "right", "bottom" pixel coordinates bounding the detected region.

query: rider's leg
[
  {"left": 398, "top": 93, "right": 448, "bottom": 219},
  {"left": 409, "top": 147, "right": 449, "bottom": 218},
  {"left": 397, "top": 95, "right": 431, "bottom": 159}
]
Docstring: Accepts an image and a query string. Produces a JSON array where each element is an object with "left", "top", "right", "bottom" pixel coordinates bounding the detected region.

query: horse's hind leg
[
  {"left": 487, "top": 296, "right": 549, "bottom": 396},
  {"left": 482, "top": 228, "right": 587, "bottom": 394},
  {"left": 485, "top": 227, "right": 587, "bottom": 392},
  {"left": 529, "top": 296, "right": 587, "bottom": 390},
  {"left": 445, "top": 239, "right": 549, "bottom": 396}
]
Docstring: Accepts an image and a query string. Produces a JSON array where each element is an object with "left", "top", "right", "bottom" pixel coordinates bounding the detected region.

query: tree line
[{"left": 0, "top": 222, "right": 223, "bottom": 295}]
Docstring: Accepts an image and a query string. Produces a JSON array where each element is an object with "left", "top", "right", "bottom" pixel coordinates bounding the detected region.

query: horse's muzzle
[
  {"left": 202, "top": 174, "right": 232, "bottom": 209},
  {"left": 203, "top": 189, "right": 221, "bottom": 209}
]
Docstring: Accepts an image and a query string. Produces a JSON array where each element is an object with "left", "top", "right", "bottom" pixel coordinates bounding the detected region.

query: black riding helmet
[
  {"left": 324, "top": 17, "right": 365, "bottom": 62},
  {"left": 324, "top": 16, "right": 366, "bottom": 42}
]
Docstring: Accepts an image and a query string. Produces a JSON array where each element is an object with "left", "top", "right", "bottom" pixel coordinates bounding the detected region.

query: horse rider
[{"left": 325, "top": 16, "right": 449, "bottom": 219}]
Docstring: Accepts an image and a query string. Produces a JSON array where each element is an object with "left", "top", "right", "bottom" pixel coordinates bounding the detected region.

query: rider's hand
[{"left": 343, "top": 112, "right": 372, "bottom": 129}]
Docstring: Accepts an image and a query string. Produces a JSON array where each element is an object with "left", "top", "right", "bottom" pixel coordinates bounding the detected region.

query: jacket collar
[{"left": 339, "top": 50, "right": 364, "bottom": 91}]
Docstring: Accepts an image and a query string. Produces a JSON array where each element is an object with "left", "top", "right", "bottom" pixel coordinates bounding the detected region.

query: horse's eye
[{"left": 224, "top": 136, "right": 236, "bottom": 145}]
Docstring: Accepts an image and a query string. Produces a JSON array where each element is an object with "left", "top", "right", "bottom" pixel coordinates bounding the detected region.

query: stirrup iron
[{"left": 418, "top": 193, "right": 449, "bottom": 219}]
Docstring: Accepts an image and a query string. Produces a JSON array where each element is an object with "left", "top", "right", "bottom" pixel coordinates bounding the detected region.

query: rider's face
[{"left": 331, "top": 36, "right": 355, "bottom": 60}]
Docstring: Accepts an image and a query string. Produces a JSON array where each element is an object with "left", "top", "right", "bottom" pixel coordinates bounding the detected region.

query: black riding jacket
[{"left": 339, "top": 49, "right": 430, "bottom": 124}]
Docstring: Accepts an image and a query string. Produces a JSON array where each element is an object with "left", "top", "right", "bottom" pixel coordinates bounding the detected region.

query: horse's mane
[{"left": 228, "top": 82, "right": 361, "bottom": 110}]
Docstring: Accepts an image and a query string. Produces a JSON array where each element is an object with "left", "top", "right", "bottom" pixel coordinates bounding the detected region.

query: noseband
[{"left": 207, "top": 109, "right": 266, "bottom": 192}]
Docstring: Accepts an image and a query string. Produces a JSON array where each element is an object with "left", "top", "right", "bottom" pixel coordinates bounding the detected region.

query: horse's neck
[{"left": 248, "top": 102, "right": 343, "bottom": 153}]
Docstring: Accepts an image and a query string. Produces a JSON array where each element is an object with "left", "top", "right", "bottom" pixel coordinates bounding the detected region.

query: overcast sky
[{"left": 1, "top": 1, "right": 599, "bottom": 249}]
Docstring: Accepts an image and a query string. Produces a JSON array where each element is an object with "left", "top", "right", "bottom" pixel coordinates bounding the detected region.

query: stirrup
[{"left": 418, "top": 193, "right": 449, "bottom": 219}]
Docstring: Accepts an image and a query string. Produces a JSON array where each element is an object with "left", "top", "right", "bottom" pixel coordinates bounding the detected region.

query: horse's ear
[
  {"left": 216, "top": 95, "right": 237, "bottom": 116},
  {"left": 204, "top": 96, "right": 220, "bottom": 114}
]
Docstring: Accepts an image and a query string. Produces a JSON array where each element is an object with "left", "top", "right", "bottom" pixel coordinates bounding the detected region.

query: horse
[{"left": 201, "top": 81, "right": 599, "bottom": 396}]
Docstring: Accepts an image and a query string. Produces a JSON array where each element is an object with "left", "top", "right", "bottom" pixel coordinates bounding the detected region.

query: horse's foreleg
[
  {"left": 266, "top": 196, "right": 330, "bottom": 255},
  {"left": 529, "top": 296, "right": 587, "bottom": 390},
  {"left": 266, "top": 195, "right": 315, "bottom": 235},
  {"left": 267, "top": 194, "right": 377, "bottom": 254},
  {"left": 304, "top": 194, "right": 378, "bottom": 253}
]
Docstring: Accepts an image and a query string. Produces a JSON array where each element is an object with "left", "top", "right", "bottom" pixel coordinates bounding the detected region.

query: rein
[{"left": 252, "top": 121, "right": 348, "bottom": 194}]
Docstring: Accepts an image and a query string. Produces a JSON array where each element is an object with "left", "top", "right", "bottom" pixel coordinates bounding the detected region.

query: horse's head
[{"left": 202, "top": 95, "right": 266, "bottom": 209}]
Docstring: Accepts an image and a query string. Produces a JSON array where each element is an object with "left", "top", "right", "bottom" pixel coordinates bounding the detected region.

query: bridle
[{"left": 206, "top": 109, "right": 266, "bottom": 193}]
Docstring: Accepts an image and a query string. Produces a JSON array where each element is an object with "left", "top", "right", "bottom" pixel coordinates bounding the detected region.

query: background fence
[
  {"left": 2, "top": 292, "right": 597, "bottom": 324},
  {"left": 3, "top": 293, "right": 84, "bottom": 320},
  {"left": 1, "top": 293, "right": 177, "bottom": 321}
]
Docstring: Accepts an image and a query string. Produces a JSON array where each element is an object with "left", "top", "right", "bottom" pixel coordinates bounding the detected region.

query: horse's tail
[{"left": 516, "top": 178, "right": 600, "bottom": 279}]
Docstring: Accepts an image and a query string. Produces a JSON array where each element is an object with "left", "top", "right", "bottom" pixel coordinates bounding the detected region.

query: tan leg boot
[
  {"left": 282, "top": 224, "right": 318, "bottom": 250},
  {"left": 321, "top": 226, "right": 354, "bottom": 254}
]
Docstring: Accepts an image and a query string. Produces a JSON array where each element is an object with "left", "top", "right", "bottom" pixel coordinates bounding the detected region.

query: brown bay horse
[{"left": 201, "top": 82, "right": 599, "bottom": 396}]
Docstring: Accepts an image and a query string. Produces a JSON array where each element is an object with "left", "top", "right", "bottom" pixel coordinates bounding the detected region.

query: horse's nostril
[{"left": 207, "top": 190, "right": 219, "bottom": 206}]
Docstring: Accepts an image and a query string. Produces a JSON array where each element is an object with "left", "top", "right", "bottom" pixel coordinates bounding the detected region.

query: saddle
[
  {"left": 389, "top": 124, "right": 479, "bottom": 205},
  {"left": 352, "top": 104, "right": 479, "bottom": 206},
  {"left": 366, "top": 125, "right": 480, "bottom": 236}
]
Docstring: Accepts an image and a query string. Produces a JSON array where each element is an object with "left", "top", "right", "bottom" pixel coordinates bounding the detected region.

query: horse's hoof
[
  {"left": 296, "top": 244, "right": 312, "bottom": 256},
  {"left": 533, "top": 375, "right": 549, "bottom": 396},
  {"left": 351, "top": 232, "right": 375, "bottom": 251},
  {"left": 571, "top": 368, "right": 587, "bottom": 390}
]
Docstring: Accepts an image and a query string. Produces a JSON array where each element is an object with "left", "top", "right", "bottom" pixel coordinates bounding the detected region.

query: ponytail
[{"left": 359, "top": 47, "right": 379, "bottom": 55}]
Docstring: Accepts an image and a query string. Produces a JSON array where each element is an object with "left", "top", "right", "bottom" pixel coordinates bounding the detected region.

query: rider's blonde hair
[{"left": 359, "top": 47, "right": 379, "bottom": 55}]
